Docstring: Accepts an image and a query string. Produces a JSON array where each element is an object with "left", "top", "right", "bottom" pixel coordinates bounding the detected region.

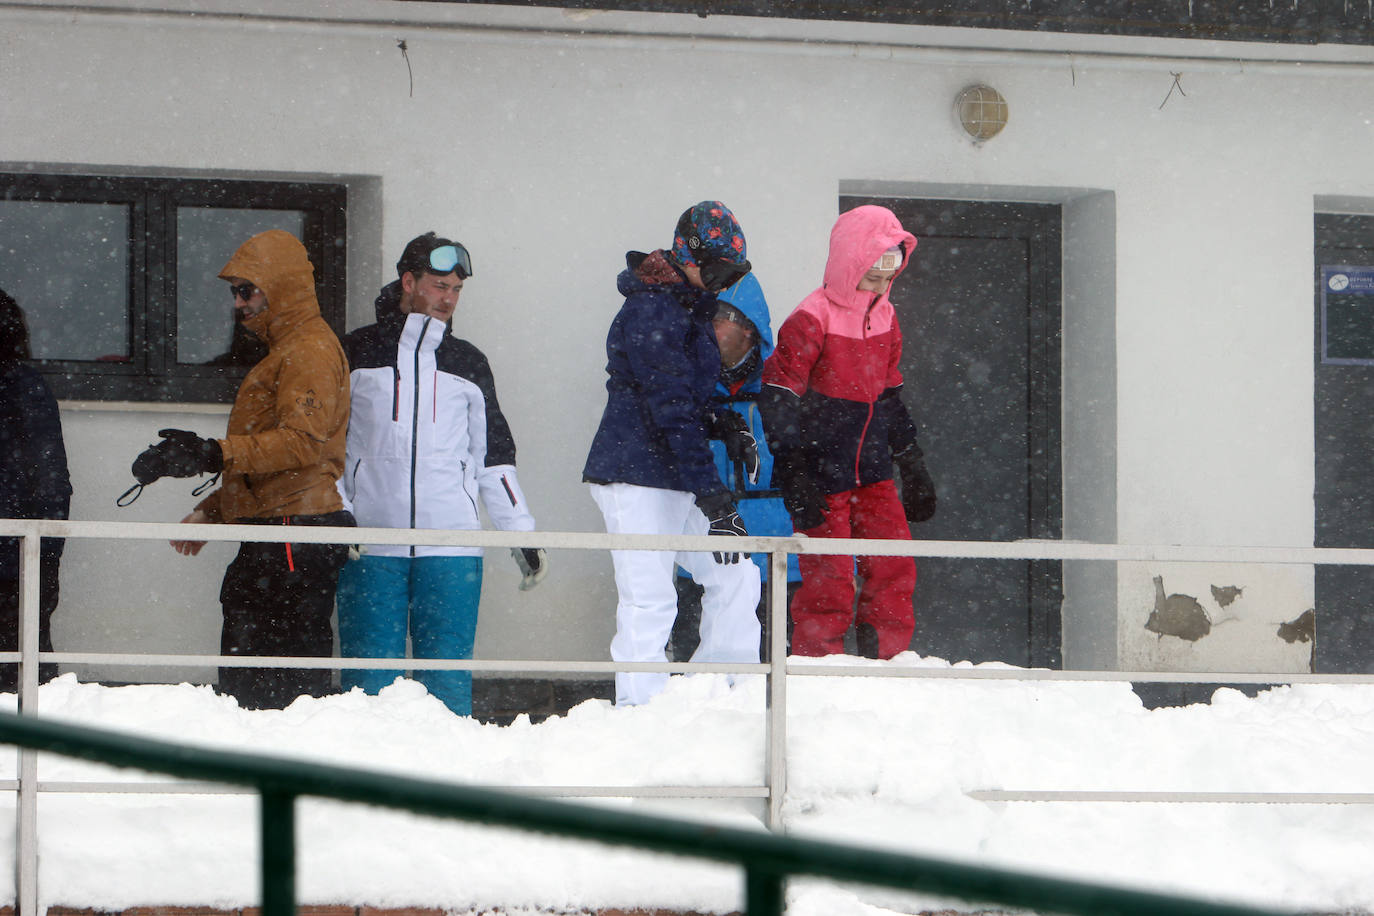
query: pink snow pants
[{"left": 790, "top": 479, "right": 916, "bottom": 659}]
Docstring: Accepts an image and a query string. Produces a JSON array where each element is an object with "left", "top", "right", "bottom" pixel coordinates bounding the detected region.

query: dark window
[{"left": 0, "top": 174, "right": 346, "bottom": 403}]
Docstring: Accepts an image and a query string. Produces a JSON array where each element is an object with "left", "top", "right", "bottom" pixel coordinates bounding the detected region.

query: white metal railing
[{"left": 5, "top": 517, "right": 1374, "bottom": 913}]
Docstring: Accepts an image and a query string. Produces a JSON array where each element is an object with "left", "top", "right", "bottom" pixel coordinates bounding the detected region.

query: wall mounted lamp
[{"left": 955, "top": 84, "right": 1008, "bottom": 142}]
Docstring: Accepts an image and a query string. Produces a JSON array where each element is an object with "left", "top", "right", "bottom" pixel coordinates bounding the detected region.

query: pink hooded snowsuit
[{"left": 762, "top": 205, "right": 920, "bottom": 658}]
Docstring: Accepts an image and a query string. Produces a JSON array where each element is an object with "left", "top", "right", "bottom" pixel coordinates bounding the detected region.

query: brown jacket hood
[
  {"left": 218, "top": 229, "right": 321, "bottom": 346},
  {"left": 197, "top": 230, "right": 350, "bottom": 521}
]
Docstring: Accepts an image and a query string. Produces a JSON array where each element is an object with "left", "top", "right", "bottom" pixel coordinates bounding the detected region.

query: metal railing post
[
  {"left": 16, "top": 526, "right": 40, "bottom": 916},
  {"left": 766, "top": 547, "right": 788, "bottom": 830},
  {"left": 260, "top": 788, "right": 297, "bottom": 916},
  {"left": 745, "top": 866, "right": 785, "bottom": 916}
]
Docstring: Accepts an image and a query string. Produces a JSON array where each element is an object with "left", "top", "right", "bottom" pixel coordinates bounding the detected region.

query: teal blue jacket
[{"left": 699, "top": 274, "right": 799, "bottom": 583}]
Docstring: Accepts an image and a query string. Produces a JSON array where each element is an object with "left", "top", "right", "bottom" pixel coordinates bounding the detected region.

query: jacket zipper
[
  {"left": 853, "top": 297, "right": 878, "bottom": 487},
  {"left": 408, "top": 318, "right": 433, "bottom": 558},
  {"left": 391, "top": 366, "right": 400, "bottom": 422}
]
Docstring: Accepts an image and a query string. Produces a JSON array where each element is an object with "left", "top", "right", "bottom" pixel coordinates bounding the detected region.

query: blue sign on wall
[{"left": 1321, "top": 265, "right": 1374, "bottom": 365}]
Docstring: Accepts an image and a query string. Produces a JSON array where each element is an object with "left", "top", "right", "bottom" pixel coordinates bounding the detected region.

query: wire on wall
[
  {"left": 1159, "top": 71, "right": 1186, "bottom": 109},
  {"left": 397, "top": 39, "right": 413, "bottom": 97}
]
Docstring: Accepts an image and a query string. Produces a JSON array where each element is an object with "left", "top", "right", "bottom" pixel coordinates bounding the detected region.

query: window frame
[{"left": 0, "top": 172, "right": 347, "bottom": 404}]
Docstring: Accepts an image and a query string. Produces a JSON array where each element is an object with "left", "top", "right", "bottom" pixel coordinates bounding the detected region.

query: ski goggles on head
[
  {"left": 427, "top": 243, "right": 472, "bottom": 278},
  {"left": 872, "top": 246, "right": 903, "bottom": 271},
  {"left": 699, "top": 256, "right": 750, "bottom": 293},
  {"left": 714, "top": 302, "right": 753, "bottom": 329}
]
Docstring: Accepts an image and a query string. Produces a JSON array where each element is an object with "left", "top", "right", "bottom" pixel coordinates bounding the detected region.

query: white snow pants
[{"left": 590, "top": 482, "right": 761, "bottom": 706}]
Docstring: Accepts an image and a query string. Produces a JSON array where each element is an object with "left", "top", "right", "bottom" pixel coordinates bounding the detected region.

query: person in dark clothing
[
  {"left": 583, "top": 201, "right": 761, "bottom": 706},
  {"left": 133, "top": 231, "right": 354, "bottom": 710},
  {"left": 0, "top": 288, "right": 72, "bottom": 692}
]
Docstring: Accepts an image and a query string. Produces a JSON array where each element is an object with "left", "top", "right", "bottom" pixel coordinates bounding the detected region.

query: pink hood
[{"left": 822, "top": 205, "right": 918, "bottom": 311}]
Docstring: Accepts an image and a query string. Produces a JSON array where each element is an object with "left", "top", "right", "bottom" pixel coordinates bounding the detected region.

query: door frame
[{"left": 843, "top": 195, "right": 1065, "bottom": 666}]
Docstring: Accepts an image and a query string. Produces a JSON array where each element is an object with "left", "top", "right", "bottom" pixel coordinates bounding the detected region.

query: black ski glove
[
  {"left": 131, "top": 428, "right": 224, "bottom": 485},
  {"left": 511, "top": 547, "right": 548, "bottom": 591},
  {"left": 894, "top": 446, "right": 937, "bottom": 523},
  {"left": 773, "top": 452, "right": 828, "bottom": 531},
  {"left": 695, "top": 491, "right": 747, "bottom": 565},
  {"left": 710, "top": 411, "right": 760, "bottom": 484}
]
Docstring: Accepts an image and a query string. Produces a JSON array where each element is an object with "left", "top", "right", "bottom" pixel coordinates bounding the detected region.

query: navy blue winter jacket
[
  {"left": 582, "top": 251, "right": 728, "bottom": 500},
  {"left": 0, "top": 362, "right": 71, "bottom": 578}
]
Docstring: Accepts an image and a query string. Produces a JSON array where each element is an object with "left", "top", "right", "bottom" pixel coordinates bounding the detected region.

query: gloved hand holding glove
[
  {"left": 709, "top": 411, "right": 760, "bottom": 484},
  {"left": 511, "top": 547, "right": 548, "bottom": 591},
  {"left": 894, "top": 445, "right": 937, "bottom": 523},
  {"left": 695, "top": 491, "right": 747, "bottom": 565},
  {"left": 773, "top": 451, "right": 828, "bottom": 531},
  {"left": 131, "top": 428, "right": 224, "bottom": 485}
]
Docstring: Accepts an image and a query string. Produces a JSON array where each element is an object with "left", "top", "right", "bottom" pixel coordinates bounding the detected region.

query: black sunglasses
[
  {"left": 229, "top": 283, "right": 259, "bottom": 301},
  {"left": 699, "top": 258, "right": 751, "bottom": 293}
]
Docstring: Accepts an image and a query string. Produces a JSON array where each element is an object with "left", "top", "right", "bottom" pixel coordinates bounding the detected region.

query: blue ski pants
[{"left": 335, "top": 554, "right": 483, "bottom": 715}]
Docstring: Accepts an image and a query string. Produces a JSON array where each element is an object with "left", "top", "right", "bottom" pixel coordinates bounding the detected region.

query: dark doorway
[
  {"left": 841, "top": 196, "right": 1063, "bottom": 667},
  {"left": 1314, "top": 213, "right": 1374, "bottom": 673}
]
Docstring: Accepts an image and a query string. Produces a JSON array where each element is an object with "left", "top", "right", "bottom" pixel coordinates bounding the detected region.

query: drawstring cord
[
  {"left": 116, "top": 471, "right": 221, "bottom": 507},
  {"left": 283, "top": 516, "right": 295, "bottom": 572}
]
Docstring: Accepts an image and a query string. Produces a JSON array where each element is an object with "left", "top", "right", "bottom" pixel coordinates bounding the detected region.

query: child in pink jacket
[{"left": 760, "top": 205, "right": 936, "bottom": 658}]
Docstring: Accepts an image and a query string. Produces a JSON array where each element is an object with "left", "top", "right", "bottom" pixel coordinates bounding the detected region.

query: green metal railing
[{"left": 0, "top": 711, "right": 1291, "bottom": 916}]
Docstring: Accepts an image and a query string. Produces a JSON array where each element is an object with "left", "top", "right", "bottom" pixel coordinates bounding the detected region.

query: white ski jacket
[{"left": 340, "top": 295, "right": 535, "bottom": 558}]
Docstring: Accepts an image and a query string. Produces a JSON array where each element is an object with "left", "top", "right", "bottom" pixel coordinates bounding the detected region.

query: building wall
[{"left": 3, "top": 0, "right": 1372, "bottom": 681}]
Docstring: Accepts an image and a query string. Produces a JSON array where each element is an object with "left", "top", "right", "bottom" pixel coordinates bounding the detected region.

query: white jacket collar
[{"left": 400, "top": 311, "right": 446, "bottom": 353}]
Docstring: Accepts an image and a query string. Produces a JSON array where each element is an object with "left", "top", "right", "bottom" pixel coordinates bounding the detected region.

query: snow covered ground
[{"left": 1, "top": 656, "right": 1371, "bottom": 915}]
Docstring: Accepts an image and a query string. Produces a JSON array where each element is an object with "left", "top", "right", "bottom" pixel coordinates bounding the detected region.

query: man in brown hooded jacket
[{"left": 135, "top": 229, "right": 353, "bottom": 709}]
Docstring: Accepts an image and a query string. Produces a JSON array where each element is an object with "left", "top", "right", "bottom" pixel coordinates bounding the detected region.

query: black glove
[
  {"left": 511, "top": 547, "right": 548, "bottom": 591},
  {"left": 131, "top": 428, "right": 224, "bottom": 485},
  {"left": 695, "top": 491, "right": 747, "bottom": 565},
  {"left": 773, "top": 452, "right": 828, "bottom": 531},
  {"left": 710, "top": 411, "right": 760, "bottom": 484},
  {"left": 894, "top": 446, "right": 937, "bottom": 523}
]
